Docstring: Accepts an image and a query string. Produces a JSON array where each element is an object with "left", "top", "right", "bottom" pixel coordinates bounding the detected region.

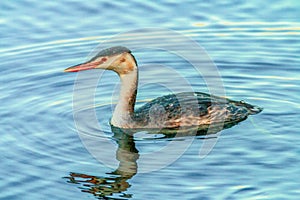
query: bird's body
[
  {"left": 132, "top": 92, "right": 261, "bottom": 129},
  {"left": 65, "top": 46, "right": 262, "bottom": 132}
]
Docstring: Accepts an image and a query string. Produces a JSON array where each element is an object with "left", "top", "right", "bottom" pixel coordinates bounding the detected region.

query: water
[{"left": 1, "top": 1, "right": 300, "bottom": 199}]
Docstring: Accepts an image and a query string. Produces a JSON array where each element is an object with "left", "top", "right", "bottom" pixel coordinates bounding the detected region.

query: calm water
[{"left": 1, "top": 1, "right": 300, "bottom": 199}]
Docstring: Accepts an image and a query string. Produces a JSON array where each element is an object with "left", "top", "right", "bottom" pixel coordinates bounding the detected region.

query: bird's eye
[{"left": 101, "top": 58, "right": 107, "bottom": 62}]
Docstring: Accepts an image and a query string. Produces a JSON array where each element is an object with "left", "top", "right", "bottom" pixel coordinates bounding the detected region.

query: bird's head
[{"left": 64, "top": 46, "right": 137, "bottom": 74}]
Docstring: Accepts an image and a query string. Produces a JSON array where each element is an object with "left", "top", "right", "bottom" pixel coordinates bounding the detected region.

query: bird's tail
[
  {"left": 241, "top": 101, "right": 263, "bottom": 115},
  {"left": 248, "top": 105, "right": 263, "bottom": 115}
]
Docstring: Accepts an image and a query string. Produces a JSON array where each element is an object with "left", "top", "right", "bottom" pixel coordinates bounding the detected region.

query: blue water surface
[{"left": 1, "top": 1, "right": 300, "bottom": 199}]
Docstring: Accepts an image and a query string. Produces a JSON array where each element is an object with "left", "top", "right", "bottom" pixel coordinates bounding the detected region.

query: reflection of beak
[{"left": 64, "top": 61, "right": 98, "bottom": 72}]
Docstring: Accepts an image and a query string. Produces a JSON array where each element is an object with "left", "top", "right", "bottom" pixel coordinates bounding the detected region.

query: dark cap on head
[{"left": 90, "top": 46, "right": 131, "bottom": 61}]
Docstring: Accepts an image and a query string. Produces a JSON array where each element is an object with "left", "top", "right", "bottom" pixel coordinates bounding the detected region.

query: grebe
[{"left": 65, "top": 46, "right": 262, "bottom": 131}]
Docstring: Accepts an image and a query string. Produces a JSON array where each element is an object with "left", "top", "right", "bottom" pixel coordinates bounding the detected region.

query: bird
[{"left": 65, "top": 46, "right": 262, "bottom": 133}]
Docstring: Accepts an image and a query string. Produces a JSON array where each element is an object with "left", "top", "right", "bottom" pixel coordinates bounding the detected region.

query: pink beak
[{"left": 64, "top": 60, "right": 99, "bottom": 72}]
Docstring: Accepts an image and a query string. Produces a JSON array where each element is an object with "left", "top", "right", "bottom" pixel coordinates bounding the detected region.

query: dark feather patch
[{"left": 90, "top": 46, "right": 131, "bottom": 61}]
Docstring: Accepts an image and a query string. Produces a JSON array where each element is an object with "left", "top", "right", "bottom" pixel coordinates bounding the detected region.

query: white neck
[{"left": 111, "top": 68, "right": 138, "bottom": 128}]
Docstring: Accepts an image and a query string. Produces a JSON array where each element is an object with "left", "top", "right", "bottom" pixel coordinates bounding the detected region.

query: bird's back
[{"left": 133, "top": 92, "right": 262, "bottom": 130}]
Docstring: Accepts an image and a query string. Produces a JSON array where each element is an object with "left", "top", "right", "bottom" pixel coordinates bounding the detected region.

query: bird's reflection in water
[
  {"left": 64, "top": 119, "right": 248, "bottom": 199},
  {"left": 65, "top": 128, "right": 139, "bottom": 199}
]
